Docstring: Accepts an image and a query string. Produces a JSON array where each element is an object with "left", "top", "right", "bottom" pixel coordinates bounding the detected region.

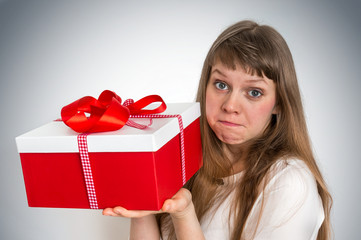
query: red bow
[{"left": 61, "top": 90, "right": 166, "bottom": 133}]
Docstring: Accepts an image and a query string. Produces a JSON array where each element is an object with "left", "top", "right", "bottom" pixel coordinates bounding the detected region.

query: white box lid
[{"left": 16, "top": 102, "right": 200, "bottom": 153}]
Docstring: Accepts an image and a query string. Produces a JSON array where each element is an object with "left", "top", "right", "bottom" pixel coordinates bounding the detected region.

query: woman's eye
[
  {"left": 248, "top": 89, "right": 262, "bottom": 98},
  {"left": 215, "top": 82, "right": 228, "bottom": 90}
]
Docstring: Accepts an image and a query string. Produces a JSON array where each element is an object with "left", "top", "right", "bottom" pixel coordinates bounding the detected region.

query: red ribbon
[{"left": 61, "top": 90, "right": 167, "bottom": 133}]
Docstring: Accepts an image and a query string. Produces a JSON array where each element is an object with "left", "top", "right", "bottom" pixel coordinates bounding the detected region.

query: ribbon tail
[
  {"left": 126, "top": 118, "right": 153, "bottom": 129},
  {"left": 77, "top": 133, "right": 99, "bottom": 209}
]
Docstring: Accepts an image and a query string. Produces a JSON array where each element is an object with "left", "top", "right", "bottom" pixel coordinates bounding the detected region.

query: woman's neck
[{"left": 223, "top": 144, "right": 247, "bottom": 174}]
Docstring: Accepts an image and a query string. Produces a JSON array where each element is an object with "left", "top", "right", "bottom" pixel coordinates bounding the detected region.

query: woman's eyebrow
[
  {"left": 245, "top": 78, "right": 268, "bottom": 85},
  {"left": 211, "top": 68, "right": 227, "bottom": 77}
]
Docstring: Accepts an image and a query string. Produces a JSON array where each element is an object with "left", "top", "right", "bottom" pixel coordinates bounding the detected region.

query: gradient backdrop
[{"left": 1, "top": 0, "right": 360, "bottom": 239}]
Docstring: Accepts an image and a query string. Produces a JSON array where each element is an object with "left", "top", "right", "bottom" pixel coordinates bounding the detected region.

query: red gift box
[{"left": 16, "top": 102, "right": 202, "bottom": 210}]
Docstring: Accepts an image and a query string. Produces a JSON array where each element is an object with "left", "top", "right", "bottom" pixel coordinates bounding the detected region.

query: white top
[{"left": 200, "top": 159, "right": 324, "bottom": 240}]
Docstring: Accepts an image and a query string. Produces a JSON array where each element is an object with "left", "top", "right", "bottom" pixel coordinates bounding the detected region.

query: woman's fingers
[
  {"left": 102, "top": 208, "right": 120, "bottom": 217},
  {"left": 102, "top": 206, "right": 161, "bottom": 218}
]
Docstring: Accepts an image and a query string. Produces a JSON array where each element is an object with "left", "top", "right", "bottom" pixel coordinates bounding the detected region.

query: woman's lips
[{"left": 219, "top": 120, "right": 241, "bottom": 127}]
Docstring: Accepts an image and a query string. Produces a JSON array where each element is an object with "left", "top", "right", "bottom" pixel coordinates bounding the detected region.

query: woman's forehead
[
  {"left": 210, "top": 59, "right": 264, "bottom": 78},
  {"left": 209, "top": 43, "right": 274, "bottom": 79}
]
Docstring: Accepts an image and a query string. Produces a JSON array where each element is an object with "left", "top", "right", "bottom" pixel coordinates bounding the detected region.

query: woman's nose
[{"left": 221, "top": 93, "right": 241, "bottom": 114}]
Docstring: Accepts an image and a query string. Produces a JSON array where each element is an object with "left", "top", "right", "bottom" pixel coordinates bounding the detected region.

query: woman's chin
[{"left": 218, "top": 135, "right": 245, "bottom": 146}]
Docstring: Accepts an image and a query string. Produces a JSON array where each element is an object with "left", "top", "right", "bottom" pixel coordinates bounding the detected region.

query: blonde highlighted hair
[{"left": 159, "top": 20, "right": 332, "bottom": 240}]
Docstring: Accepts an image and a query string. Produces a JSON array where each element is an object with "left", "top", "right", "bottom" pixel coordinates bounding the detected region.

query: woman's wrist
[
  {"left": 169, "top": 201, "right": 205, "bottom": 240},
  {"left": 130, "top": 215, "right": 160, "bottom": 239},
  {"left": 131, "top": 214, "right": 155, "bottom": 223}
]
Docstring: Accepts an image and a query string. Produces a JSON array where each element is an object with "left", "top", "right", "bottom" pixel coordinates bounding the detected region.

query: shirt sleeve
[{"left": 244, "top": 160, "right": 324, "bottom": 240}]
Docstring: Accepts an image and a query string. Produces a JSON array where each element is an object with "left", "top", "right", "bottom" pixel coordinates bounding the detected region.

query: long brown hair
[{"left": 158, "top": 20, "right": 332, "bottom": 240}]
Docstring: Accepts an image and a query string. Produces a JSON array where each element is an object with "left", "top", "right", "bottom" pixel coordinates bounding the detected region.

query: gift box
[{"left": 16, "top": 101, "right": 202, "bottom": 210}]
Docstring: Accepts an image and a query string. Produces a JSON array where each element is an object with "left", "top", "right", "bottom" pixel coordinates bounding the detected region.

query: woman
[{"left": 103, "top": 20, "right": 332, "bottom": 240}]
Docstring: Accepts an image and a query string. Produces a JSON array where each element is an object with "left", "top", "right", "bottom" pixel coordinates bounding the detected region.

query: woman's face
[{"left": 205, "top": 61, "right": 277, "bottom": 148}]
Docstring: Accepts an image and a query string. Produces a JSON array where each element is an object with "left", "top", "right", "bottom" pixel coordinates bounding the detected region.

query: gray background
[{"left": 1, "top": 0, "right": 360, "bottom": 239}]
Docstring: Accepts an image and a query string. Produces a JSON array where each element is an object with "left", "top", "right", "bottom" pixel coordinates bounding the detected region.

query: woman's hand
[
  {"left": 103, "top": 188, "right": 204, "bottom": 240},
  {"left": 102, "top": 188, "right": 193, "bottom": 218}
]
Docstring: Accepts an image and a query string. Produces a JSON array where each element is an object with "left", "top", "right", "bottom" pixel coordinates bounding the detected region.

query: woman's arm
[
  {"left": 164, "top": 188, "right": 205, "bottom": 240},
  {"left": 130, "top": 215, "right": 160, "bottom": 240}
]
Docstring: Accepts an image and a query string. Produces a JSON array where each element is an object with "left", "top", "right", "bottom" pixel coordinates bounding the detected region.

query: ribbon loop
[
  {"left": 126, "top": 95, "right": 167, "bottom": 115},
  {"left": 61, "top": 90, "right": 166, "bottom": 133}
]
